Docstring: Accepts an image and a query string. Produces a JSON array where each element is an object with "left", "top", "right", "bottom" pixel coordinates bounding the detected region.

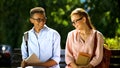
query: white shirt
[{"left": 21, "top": 25, "right": 61, "bottom": 68}]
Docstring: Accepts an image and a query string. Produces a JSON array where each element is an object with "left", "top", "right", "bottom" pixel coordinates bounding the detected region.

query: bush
[{"left": 105, "top": 37, "right": 120, "bottom": 49}]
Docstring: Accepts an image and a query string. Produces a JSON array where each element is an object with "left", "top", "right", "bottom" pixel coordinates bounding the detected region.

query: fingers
[{"left": 21, "top": 60, "right": 27, "bottom": 68}]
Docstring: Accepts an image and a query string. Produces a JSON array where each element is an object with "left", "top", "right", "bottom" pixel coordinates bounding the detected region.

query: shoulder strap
[
  {"left": 94, "top": 31, "right": 97, "bottom": 56},
  {"left": 92, "top": 31, "right": 97, "bottom": 58},
  {"left": 24, "top": 31, "right": 29, "bottom": 57}
]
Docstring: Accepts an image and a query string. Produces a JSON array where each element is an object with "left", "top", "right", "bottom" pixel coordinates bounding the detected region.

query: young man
[{"left": 21, "top": 7, "right": 61, "bottom": 68}]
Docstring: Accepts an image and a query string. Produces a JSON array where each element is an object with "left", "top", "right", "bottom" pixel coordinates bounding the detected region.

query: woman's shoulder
[
  {"left": 68, "top": 30, "right": 77, "bottom": 35},
  {"left": 93, "top": 30, "right": 104, "bottom": 37},
  {"left": 67, "top": 30, "right": 80, "bottom": 38}
]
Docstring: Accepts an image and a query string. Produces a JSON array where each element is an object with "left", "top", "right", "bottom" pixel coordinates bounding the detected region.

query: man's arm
[{"left": 27, "top": 59, "right": 57, "bottom": 67}]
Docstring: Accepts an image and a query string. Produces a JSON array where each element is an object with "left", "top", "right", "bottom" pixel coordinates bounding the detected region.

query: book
[
  {"left": 76, "top": 52, "right": 91, "bottom": 66},
  {"left": 25, "top": 53, "right": 41, "bottom": 64}
]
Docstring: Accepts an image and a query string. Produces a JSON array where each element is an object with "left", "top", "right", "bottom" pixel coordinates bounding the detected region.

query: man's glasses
[
  {"left": 72, "top": 17, "right": 83, "bottom": 24},
  {"left": 31, "top": 17, "right": 47, "bottom": 23}
]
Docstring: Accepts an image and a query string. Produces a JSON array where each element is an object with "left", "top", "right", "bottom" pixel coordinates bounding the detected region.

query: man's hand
[{"left": 21, "top": 60, "right": 27, "bottom": 68}]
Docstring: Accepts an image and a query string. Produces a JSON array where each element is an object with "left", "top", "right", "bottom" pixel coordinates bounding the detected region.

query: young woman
[{"left": 65, "top": 8, "right": 104, "bottom": 68}]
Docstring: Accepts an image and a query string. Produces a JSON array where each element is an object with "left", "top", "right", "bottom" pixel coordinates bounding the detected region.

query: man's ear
[
  {"left": 30, "top": 18, "right": 33, "bottom": 24},
  {"left": 72, "top": 23, "right": 75, "bottom": 27}
]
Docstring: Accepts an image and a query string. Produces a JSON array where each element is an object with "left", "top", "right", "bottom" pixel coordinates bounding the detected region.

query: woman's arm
[
  {"left": 65, "top": 33, "right": 75, "bottom": 65},
  {"left": 89, "top": 31, "right": 104, "bottom": 67}
]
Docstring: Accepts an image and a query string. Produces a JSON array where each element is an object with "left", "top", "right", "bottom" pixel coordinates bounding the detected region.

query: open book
[
  {"left": 25, "top": 53, "right": 41, "bottom": 64},
  {"left": 76, "top": 52, "right": 91, "bottom": 66}
]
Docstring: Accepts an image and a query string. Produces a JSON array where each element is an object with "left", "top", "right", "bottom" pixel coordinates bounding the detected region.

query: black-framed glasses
[
  {"left": 31, "top": 17, "right": 47, "bottom": 23},
  {"left": 72, "top": 17, "right": 83, "bottom": 24}
]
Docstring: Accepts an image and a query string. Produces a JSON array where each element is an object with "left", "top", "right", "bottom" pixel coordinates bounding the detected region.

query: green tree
[{"left": 0, "top": 0, "right": 120, "bottom": 49}]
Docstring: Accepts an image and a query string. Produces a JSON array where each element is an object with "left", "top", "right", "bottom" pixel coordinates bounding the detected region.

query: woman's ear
[{"left": 83, "top": 17, "right": 86, "bottom": 23}]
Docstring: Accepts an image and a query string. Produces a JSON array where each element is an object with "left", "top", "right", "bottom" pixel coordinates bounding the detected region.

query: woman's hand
[
  {"left": 78, "top": 64, "right": 93, "bottom": 68},
  {"left": 69, "top": 62, "right": 79, "bottom": 68},
  {"left": 78, "top": 65, "right": 87, "bottom": 68},
  {"left": 86, "top": 64, "right": 93, "bottom": 68}
]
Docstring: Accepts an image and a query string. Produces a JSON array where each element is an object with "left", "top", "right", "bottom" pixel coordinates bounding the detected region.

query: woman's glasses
[{"left": 72, "top": 17, "right": 83, "bottom": 24}]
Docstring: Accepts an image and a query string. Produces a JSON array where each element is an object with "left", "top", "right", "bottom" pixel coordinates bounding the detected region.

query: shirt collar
[{"left": 30, "top": 24, "right": 48, "bottom": 33}]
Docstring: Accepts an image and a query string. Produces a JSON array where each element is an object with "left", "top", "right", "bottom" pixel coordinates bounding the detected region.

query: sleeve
[
  {"left": 51, "top": 31, "right": 61, "bottom": 64},
  {"left": 90, "top": 31, "right": 104, "bottom": 67},
  {"left": 65, "top": 33, "right": 74, "bottom": 65},
  {"left": 21, "top": 35, "right": 28, "bottom": 60}
]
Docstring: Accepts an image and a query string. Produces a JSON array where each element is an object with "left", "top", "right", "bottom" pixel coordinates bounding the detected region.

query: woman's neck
[{"left": 79, "top": 26, "right": 91, "bottom": 34}]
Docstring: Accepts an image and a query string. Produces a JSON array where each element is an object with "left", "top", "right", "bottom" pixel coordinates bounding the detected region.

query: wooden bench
[
  {"left": 59, "top": 49, "right": 120, "bottom": 68},
  {"left": 11, "top": 48, "right": 67, "bottom": 67},
  {"left": 12, "top": 48, "right": 120, "bottom": 68},
  {"left": 60, "top": 49, "right": 66, "bottom": 68},
  {"left": 110, "top": 50, "right": 120, "bottom": 68}
]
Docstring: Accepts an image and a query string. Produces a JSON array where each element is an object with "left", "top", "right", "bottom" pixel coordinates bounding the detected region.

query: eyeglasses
[
  {"left": 72, "top": 17, "right": 83, "bottom": 24},
  {"left": 31, "top": 17, "right": 47, "bottom": 23}
]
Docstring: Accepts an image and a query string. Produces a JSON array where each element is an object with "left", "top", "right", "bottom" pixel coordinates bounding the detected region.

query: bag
[
  {"left": 94, "top": 31, "right": 111, "bottom": 68},
  {"left": 76, "top": 52, "right": 91, "bottom": 66},
  {"left": 24, "top": 31, "right": 29, "bottom": 57},
  {"left": 95, "top": 46, "right": 111, "bottom": 68}
]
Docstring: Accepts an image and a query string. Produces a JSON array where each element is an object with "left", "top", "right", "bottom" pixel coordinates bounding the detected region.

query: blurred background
[
  {"left": 0, "top": 0, "right": 120, "bottom": 49},
  {"left": 0, "top": 0, "right": 120, "bottom": 67}
]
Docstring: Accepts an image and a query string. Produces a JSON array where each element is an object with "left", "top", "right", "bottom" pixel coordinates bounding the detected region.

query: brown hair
[
  {"left": 30, "top": 7, "right": 46, "bottom": 17},
  {"left": 71, "top": 8, "right": 95, "bottom": 29}
]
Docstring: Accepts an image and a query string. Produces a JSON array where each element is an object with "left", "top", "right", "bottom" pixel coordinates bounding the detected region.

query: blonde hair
[{"left": 71, "top": 8, "right": 95, "bottom": 29}]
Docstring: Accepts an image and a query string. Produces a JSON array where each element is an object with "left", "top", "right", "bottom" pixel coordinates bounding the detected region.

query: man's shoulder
[
  {"left": 46, "top": 28, "right": 60, "bottom": 38},
  {"left": 24, "top": 28, "right": 34, "bottom": 34},
  {"left": 47, "top": 27, "right": 59, "bottom": 34},
  {"left": 24, "top": 31, "right": 29, "bottom": 34}
]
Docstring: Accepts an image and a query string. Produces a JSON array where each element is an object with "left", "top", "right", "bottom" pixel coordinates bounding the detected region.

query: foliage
[
  {"left": 105, "top": 37, "right": 120, "bottom": 49},
  {"left": 0, "top": 0, "right": 120, "bottom": 49}
]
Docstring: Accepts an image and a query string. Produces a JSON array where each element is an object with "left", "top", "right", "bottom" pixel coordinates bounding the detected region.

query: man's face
[{"left": 30, "top": 13, "right": 46, "bottom": 30}]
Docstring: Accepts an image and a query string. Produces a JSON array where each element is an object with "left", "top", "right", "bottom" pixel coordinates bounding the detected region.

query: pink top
[{"left": 65, "top": 29, "right": 104, "bottom": 67}]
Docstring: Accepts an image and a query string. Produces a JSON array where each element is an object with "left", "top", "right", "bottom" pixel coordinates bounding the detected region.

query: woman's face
[
  {"left": 71, "top": 14, "right": 85, "bottom": 30},
  {"left": 30, "top": 13, "right": 46, "bottom": 30}
]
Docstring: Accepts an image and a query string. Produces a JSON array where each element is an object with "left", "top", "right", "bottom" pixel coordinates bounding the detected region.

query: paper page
[
  {"left": 17, "top": 66, "right": 33, "bottom": 68},
  {"left": 25, "top": 53, "right": 41, "bottom": 64}
]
